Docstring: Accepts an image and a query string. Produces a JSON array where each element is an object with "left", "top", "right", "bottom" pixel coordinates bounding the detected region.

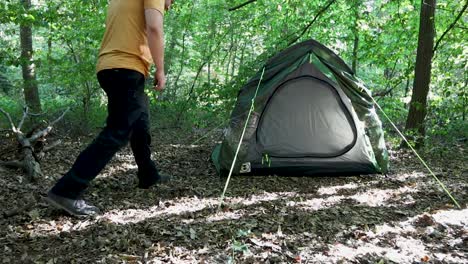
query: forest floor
[{"left": 0, "top": 129, "right": 467, "bottom": 264}]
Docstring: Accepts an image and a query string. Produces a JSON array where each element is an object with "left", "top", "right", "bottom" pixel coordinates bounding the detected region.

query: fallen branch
[
  {"left": 30, "top": 108, "right": 69, "bottom": 142},
  {"left": 43, "top": 139, "right": 62, "bottom": 152},
  {"left": 2, "top": 193, "right": 37, "bottom": 218},
  {"left": 0, "top": 107, "right": 69, "bottom": 181},
  {"left": 35, "top": 139, "right": 63, "bottom": 161},
  {"left": 2, "top": 201, "right": 36, "bottom": 218},
  {"left": 0, "top": 160, "right": 23, "bottom": 168}
]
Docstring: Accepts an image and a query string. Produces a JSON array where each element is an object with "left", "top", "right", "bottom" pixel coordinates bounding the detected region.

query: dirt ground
[{"left": 0, "top": 130, "right": 467, "bottom": 264}]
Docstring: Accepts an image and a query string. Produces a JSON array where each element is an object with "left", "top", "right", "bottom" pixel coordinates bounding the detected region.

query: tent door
[{"left": 256, "top": 76, "right": 357, "bottom": 158}]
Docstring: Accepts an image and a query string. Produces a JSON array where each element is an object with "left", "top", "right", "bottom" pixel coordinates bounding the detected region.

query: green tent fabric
[{"left": 212, "top": 39, "right": 389, "bottom": 176}]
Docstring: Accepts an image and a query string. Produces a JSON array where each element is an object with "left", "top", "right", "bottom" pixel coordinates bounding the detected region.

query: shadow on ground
[{"left": 0, "top": 133, "right": 466, "bottom": 263}]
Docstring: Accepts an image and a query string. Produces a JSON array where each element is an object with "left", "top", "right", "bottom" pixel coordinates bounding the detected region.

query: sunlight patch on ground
[
  {"left": 432, "top": 208, "right": 468, "bottom": 226},
  {"left": 393, "top": 171, "right": 427, "bottom": 181},
  {"left": 304, "top": 208, "right": 468, "bottom": 263},
  {"left": 287, "top": 195, "right": 344, "bottom": 211},
  {"left": 317, "top": 183, "right": 360, "bottom": 195},
  {"left": 205, "top": 210, "right": 245, "bottom": 222},
  {"left": 308, "top": 237, "right": 428, "bottom": 263},
  {"left": 97, "top": 153, "right": 137, "bottom": 178},
  {"left": 229, "top": 192, "right": 297, "bottom": 206},
  {"left": 103, "top": 192, "right": 300, "bottom": 225},
  {"left": 349, "top": 187, "right": 417, "bottom": 206},
  {"left": 53, "top": 192, "right": 299, "bottom": 233},
  {"left": 111, "top": 153, "right": 137, "bottom": 163},
  {"left": 205, "top": 192, "right": 297, "bottom": 223},
  {"left": 169, "top": 144, "right": 203, "bottom": 149},
  {"left": 28, "top": 198, "right": 218, "bottom": 236},
  {"left": 22, "top": 219, "right": 96, "bottom": 238},
  {"left": 113, "top": 153, "right": 138, "bottom": 170},
  {"left": 291, "top": 187, "right": 417, "bottom": 211},
  {"left": 29, "top": 192, "right": 298, "bottom": 236},
  {"left": 101, "top": 198, "right": 218, "bottom": 225}
]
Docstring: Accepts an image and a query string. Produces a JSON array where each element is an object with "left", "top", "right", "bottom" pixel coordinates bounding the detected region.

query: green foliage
[
  {"left": 0, "top": 66, "right": 14, "bottom": 95},
  {"left": 0, "top": 0, "right": 465, "bottom": 140},
  {"left": 228, "top": 228, "right": 251, "bottom": 262},
  {"left": 0, "top": 97, "right": 22, "bottom": 130}
]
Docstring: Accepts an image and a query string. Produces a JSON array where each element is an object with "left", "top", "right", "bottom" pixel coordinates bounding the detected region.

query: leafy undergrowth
[{"left": 0, "top": 130, "right": 467, "bottom": 264}]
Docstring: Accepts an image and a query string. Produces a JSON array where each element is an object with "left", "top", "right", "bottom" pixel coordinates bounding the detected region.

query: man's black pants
[{"left": 51, "top": 69, "right": 159, "bottom": 199}]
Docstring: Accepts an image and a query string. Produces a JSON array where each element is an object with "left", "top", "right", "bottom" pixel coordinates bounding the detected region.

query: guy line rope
[
  {"left": 368, "top": 94, "right": 461, "bottom": 208},
  {"left": 218, "top": 66, "right": 266, "bottom": 207}
]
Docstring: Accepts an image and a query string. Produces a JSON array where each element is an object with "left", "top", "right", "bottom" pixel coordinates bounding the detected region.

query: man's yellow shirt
[{"left": 96, "top": 0, "right": 164, "bottom": 77}]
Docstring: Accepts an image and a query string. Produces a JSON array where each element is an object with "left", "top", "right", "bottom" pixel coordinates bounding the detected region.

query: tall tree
[
  {"left": 20, "top": 0, "right": 41, "bottom": 113},
  {"left": 404, "top": 0, "right": 436, "bottom": 147},
  {"left": 351, "top": 0, "right": 360, "bottom": 73}
]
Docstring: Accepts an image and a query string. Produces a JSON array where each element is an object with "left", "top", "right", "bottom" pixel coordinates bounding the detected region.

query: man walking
[{"left": 46, "top": 0, "right": 174, "bottom": 217}]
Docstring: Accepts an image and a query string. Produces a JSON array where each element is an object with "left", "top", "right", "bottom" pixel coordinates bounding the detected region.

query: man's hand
[
  {"left": 153, "top": 70, "right": 166, "bottom": 91},
  {"left": 146, "top": 1, "right": 173, "bottom": 92},
  {"left": 165, "top": 0, "right": 174, "bottom": 11}
]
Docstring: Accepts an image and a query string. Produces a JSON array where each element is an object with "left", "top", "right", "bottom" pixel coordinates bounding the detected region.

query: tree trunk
[
  {"left": 20, "top": 0, "right": 41, "bottom": 113},
  {"left": 20, "top": 136, "right": 42, "bottom": 180},
  {"left": 403, "top": 0, "right": 436, "bottom": 147},
  {"left": 351, "top": 0, "right": 360, "bottom": 73}
]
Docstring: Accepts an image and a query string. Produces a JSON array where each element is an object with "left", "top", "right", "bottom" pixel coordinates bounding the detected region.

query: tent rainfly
[{"left": 212, "top": 39, "right": 389, "bottom": 176}]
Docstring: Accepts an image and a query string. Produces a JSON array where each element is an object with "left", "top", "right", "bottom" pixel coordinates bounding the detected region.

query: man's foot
[
  {"left": 138, "top": 174, "right": 171, "bottom": 189},
  {"left": 45, "top": 191, "right": 100, "bottom": 217}
]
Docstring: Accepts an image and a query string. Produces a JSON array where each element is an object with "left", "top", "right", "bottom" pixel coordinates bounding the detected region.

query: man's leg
[
  {"left": 47, "top": 69, "right": 146, "bottom": 215},
  {"left": 129, "top": 93, "right": 167, "bottom": 188},
  {"left": 50, "top": 127, "right": 130, "bottom": 199}
]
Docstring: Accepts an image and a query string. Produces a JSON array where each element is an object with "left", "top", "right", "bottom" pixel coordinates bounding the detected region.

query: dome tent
[{"left": 212, "top": 39, "right": 389, "bottom": 176}]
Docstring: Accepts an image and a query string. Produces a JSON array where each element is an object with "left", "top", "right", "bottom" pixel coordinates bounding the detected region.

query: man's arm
[{"left": 145, "top": 9, "right": 165, "bottom": 91}]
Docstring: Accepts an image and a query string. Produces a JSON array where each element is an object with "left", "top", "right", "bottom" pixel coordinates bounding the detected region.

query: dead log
[
  {"left": 0, "top": 107, "right": 69, "bottom": 181},
  {"left": 2, "top": 193, "right": 37, "bottom": 218},
  {"left": 2, "top": 200, "right": 36, "bottom": 218}
]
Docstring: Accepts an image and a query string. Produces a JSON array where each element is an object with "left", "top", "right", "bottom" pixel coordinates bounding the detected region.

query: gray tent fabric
[
  {"left": 257, "top": 77, "right": 356, "bottom": 157},
  {"left": 212, "top": 39, "right": 389, "bottom": 176}
]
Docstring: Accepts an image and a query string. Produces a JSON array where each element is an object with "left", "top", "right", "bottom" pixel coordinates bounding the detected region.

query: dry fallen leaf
[{"left": 421, "top": 255, "right": 430, "bottom": 262}]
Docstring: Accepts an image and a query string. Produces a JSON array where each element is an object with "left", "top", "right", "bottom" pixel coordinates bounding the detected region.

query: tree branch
[
  {"left": 0, "top": 160, "right": 24, "bottom": 168},
  {"left": 0, "top": 107, "right": 17, "bottom": 132},
  {"left": 288, "top": 0, "right": 337, "bottom": 46},
  {"left": 49, "top": 108, "right": 70, "bottom": 127},
  {"left": 175, "top": 61, "right": 207, "bottom": 126},
  {"left": 373, "top": 86, "right": 398, "bottom": 98},
  {"left": 2, "top": 201, "right": 35, "bottom": 218},
  {"left": 228, "top": 0, "right": 257, "bottom": 11},
  {"left": 29, "top": 108, "right": 69, "bottom": 142},
  {"left": 43, "top": 139, "right": 62, "bottom": 152},
  {"left": 433, "top": 0, "right": 468, "bottom": 53},
  {"left": 17, "top": 106, "right": 29, "bottom": 131},
  {"left": 2, "top": 194, "right": 37, "bottom": 218}
]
